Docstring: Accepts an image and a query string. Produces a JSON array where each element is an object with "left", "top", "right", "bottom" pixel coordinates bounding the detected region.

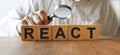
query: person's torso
[{"left": 32, "top": 0, "right": 103, "bottom": 25}]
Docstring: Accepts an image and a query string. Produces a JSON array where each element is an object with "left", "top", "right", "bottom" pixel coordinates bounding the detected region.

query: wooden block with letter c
[{"left": 69, "top": 25, "right": 85, "bottom": 40}]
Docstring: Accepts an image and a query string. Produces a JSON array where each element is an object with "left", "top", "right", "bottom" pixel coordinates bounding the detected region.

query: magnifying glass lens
[
  {"left": 54, "top": 8, "right": 71, "bottom": 19},
  {"left": 48, "top": 5, "right": 72, "bottom": 20}
]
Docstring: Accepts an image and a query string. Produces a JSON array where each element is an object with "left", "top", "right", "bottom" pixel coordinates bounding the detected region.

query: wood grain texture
[{"left": 0, "top": 36, "right": 120, "bottom": 55}]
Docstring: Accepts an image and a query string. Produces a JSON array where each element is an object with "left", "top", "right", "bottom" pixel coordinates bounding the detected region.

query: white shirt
[{"left": 0, "top": 0, "right": 118, "bottom": 37}]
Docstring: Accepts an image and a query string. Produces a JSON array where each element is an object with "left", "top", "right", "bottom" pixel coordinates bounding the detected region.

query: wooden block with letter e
[
  {"left": 36, "top": 25, "right": 52, "bottom": 41},
  {"left": 83, "top": 25, "right": 99, "bottom": 40},
  {"left": 52, "top": 25, "right": 69, "bottom": 40},
  {"left": 21, "top": 25, "right": 37, "bottom": 41},
  {"left": 69, "top": 25, "right": 85, "bottom": 40}
]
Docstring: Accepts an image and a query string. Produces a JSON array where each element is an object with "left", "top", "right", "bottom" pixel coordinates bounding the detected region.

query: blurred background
[
  {"left": 0, "top": 0, "right": 120, "bottom": 36},
  {"left": 0, "top": 0, "right": 24, "bottom": 19}
]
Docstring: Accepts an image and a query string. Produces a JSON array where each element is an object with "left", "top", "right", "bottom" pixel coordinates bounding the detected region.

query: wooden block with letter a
[
  {"left": 83, "top": 25, "right": 99, "bottom": 40},
  {"left": 52, "top": 25, "right": 69, "bottom": 40},
  {"left": 36, "top": 25, "right": 52, "bottom": 41},
  {"left": 21, "top": 25, "right": 37, "bottom": 41},
  {"left": 69, "top": 25, "right": 85, "bottom": 40}
]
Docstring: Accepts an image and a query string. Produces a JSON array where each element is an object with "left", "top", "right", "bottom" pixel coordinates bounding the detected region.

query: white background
[{"left": 0, "top": 0, "right": 24, "bottom": 19}]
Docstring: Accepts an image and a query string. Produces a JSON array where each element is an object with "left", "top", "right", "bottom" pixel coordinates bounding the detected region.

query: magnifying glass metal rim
[{"left": 53, "top": 5, "right": 72, "bottom": 19}]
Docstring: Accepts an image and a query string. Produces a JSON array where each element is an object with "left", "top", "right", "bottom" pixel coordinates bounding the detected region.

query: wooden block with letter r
[
  {"left": 21, "top": 25, "right": 37, "bottom": 41},
  {"left": 83, "top": 25, "right": 99, "bottom": 40},
  {"left": 36, "top": 25, "right": 52, "bottom": 41},
  {"left": 52, "top": 25, "right": 69, "bottom": 40}
]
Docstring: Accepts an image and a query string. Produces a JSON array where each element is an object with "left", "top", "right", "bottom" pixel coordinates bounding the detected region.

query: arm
[
  {"left": 99, "top": 0, "right": 118, "bottom": 36},
  {"left": 0, "top": 0, "right": 52, "bottom": 37},
  {"left": 0, "top": 0, "right": 32, "bottom": 36}
]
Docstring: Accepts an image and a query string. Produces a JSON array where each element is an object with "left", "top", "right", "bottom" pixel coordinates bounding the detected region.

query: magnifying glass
[{"left": 48, "top": 5, "right": 72, "bottom": 20}]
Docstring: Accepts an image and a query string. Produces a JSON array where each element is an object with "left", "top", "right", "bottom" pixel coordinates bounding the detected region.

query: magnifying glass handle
[
  {"left": 47, "top": 16, "right": 54, "bottom": 20},
  {"left": 47, "top": 16, "right": 51, "bottom": 20}
]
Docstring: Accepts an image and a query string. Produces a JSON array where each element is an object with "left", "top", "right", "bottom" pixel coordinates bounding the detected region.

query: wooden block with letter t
[
  {"left": 21, "top": 25, "right": 37, "bottom": 41},
  {"left": 36, "top": 25, "right": 52, "bottom": 41},
  {"left": 83, "top": 25, "right": 99, "bottom": 40},
  {"left": 52, "top": 25, "right": 69, "bottom": 40}
]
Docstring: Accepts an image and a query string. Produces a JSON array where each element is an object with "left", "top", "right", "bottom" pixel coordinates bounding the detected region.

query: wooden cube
[
  {"left": 83, "top": 25, "right": 99, "bottom": 40},
  {"left": 21, "top": 25, "right": 99, "bottom": 41},
  {"left": 36, "top": 25, "right": 52, "bottom": 40},
  {"left": 69, "top": 25, "right": 85, "bottom": 40},
  {"left": 52, "top": 25, "right": 69, "bottom": 40},
  {"left": 21, "top": 25, "right": 37, "bottom": 41}
]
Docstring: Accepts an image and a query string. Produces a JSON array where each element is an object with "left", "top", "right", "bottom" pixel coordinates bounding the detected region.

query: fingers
[
  {"left": 23, "top": 10, "right": 53, "bottom": 25},
  {"left": 17, "top": 10, "right": 53, "bottom": 34},
  {"left": 29, "top": 13, "right": 43, "bottom": 25},
  {"left": 36, "top": 10, "right": 48, "bottom": 25},
  {"left": 17, "top": 19, "right": 28, "bottom": 33},
  {"left": 21, "top": 19, "right": 28, "bottom": 25},
  {"left": 23, "top": 16, "right": 36, "bottom": 25}
]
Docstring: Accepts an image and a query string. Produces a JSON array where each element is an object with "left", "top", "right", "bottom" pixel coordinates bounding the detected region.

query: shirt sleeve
[
  {"left": 0, "top": 0, "right": 35, "bottom": 37},
  {"left": 99, "top": 0, "right": 118, "bottom": 36}
]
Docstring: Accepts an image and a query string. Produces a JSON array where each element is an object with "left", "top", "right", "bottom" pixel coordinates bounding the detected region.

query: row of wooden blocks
[{"left": 21, "top": 25, "right": 99, "bottom": 41}]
